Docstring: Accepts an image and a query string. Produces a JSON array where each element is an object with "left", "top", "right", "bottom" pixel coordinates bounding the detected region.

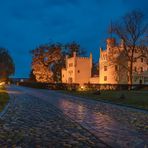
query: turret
[
  {"left": 107, "top": 38, "right": 116, "bottom": 49},
  {"left": 90, "top": 52, "right": 92, "bottom": 69}
]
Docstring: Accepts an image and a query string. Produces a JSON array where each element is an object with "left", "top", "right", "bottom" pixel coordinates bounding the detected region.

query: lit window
[
  {"left": 104, "top": 76, "right": 107, "bottom": 81},
  {"left": 104, "top": 66, "right": 107, "bottom": 71},
  {"left": 69, "top": 63, "right": 73, "bottom": 67}
]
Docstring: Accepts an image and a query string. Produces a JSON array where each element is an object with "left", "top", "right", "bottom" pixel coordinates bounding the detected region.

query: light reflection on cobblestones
[{"left": 3, "top": 85, "right": 148, "bottom": 148}]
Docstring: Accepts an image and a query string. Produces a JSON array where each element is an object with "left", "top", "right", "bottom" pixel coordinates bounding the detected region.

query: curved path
[{"left": 0, "top": 85, "right": 148, "bottom": 148}]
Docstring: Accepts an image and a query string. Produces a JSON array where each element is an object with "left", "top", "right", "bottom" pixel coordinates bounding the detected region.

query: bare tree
[{"left": 109, "top": 10, "right": 148, "bottom": 85}]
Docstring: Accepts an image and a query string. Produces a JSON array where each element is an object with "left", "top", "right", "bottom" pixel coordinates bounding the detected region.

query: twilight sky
[{"left": 0, "top": 0, "right": 147, "bottom": 78}]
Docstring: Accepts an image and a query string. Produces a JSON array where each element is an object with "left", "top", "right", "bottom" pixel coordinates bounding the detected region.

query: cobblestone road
[
  {"left": 1, "top": 85, "right": 148, "bottom": 148},
  {"left": 0, "top": 86, "right": 108, "bottom": 148}
]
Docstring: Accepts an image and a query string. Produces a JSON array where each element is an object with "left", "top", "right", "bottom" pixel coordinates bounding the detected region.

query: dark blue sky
[{"left": 0, "top": 0, "right": 147, "bottom": 78}]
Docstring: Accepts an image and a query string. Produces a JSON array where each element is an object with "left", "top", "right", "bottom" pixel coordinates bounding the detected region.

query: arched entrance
[{"left": 139, "top": 79, "right": 142, "bottom": 84}]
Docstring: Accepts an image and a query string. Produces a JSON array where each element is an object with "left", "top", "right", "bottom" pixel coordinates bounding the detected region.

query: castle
[
  {"left": 62, "top": 52, "right": 99, "bottom": 85},
  {"left": 100, "top": 38, "right": 148, "bottom": 84},
  {"left": 62, "top": 38, "right": 148, "bottom": 85}
]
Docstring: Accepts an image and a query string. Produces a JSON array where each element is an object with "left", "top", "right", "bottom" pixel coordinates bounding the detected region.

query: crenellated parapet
[{"left": 77, "top": 57, "right": 90, "bottom": 60}]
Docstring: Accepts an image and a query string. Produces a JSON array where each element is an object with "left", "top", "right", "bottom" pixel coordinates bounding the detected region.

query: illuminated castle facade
[
  {"left": 62, "top": 52, "right": 99, "bottom": 85},
  {"left": 99, "top": 38, "right": 148, "bottom": 84},
  {"left": 62, "top": 38, "right": 148, "bottom": 85}
]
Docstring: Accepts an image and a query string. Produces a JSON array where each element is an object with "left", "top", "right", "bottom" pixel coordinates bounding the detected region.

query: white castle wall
[{"left": 62, "top": 52, "right": 93, "bottom": 85}]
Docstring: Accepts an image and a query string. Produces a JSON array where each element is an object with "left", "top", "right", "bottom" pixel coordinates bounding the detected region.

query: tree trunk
[{"left": 129, "top": 60, "right": 133, "bottom": 90}]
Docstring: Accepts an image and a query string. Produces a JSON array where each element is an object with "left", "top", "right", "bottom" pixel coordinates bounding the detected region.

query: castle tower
[
  {"left": 106, "top": 38, "right": 116, "bottom": 49},
  {"left": 99, "top": 38, "right": 120, "bottom": 84},
  {"left": 62, "top": 52, "right": 93, "bottom": 85}
]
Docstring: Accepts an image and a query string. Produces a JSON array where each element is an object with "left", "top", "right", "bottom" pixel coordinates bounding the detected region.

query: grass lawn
[
  {"left": 59, "top": 90, "right": 148, "bottom": 110},
  {"left": 0, "top": 85, "right": 9, "bottom": 112}
]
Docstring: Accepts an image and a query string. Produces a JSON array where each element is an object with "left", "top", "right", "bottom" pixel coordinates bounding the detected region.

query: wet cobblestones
[
  {"left": 0, "top": 87, "right": 108, "bottom": 147},
  {"left": 1, "top": 85, "right": 148, "bottom": 148}
]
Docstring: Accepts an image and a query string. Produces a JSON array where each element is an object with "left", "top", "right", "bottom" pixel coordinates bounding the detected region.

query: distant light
[
  {"left": 0, "top": 82, "right": 5, "bottom": 86},
  {"left": 79, "top": 85, "right": 86, "bottom": 91},
  {"left": 20, "top": 79, "right": 24, "bottom": 82},
  {"left": 81, "top": 86, "right": 84, "bottom": 89}
]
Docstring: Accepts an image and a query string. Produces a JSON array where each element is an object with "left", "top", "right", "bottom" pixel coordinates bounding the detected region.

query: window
[
  {"left": 104, "top": 76, "right": 107, "bottom": 81},
  {"left": 140, "top": 67, "right": 143, "bottom": 72},
  {"left": 139, "top": 79, "right": 142, "bottom": 84},
  {"left": 69, "top": 70, "right": 73, "bottom": 75},
  {"left": 69, "top": 63, "right": 73, "bottom": 67},
  {"left": 78, "top": 70, "right": 80, "bottom": 73},
  {"left": 141, "top": 58, "right": 143, "bottom": 62},
  {"left": 104, "top": 66, "right": 107, "bottom": 71},
  {"left": 134, "top": 67, "right": 137, "bottom": 72},
  {"left": 115, "top": 65, "right": 118, "bottom": 71}
]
